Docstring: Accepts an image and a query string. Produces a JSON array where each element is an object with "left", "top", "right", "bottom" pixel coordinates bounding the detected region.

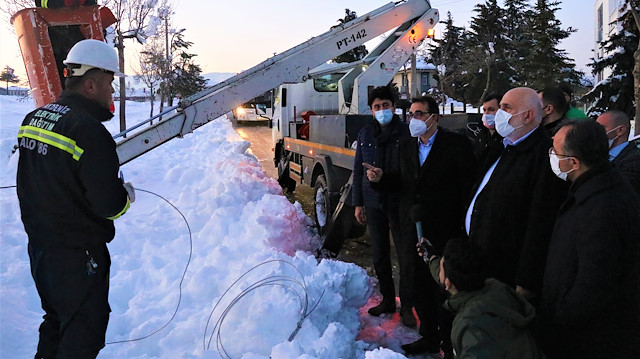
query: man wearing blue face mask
[
  {"left": 481, "top": 94, "right": 500, "bottom": 134},
  {"left": 366, "top": 96, "right": 476, "bottom": 356},
  {"left": 476, "top": 94, "right": 504, "bottom": 169},
  {"left": 464, "top": 87, "right": 568, "bottom": 304},
  {"left": 353, "top": 85, "right": 411, "bottom": 320},
  {"left": 539, "top": 119, "right": 640, "bottom": 358}
]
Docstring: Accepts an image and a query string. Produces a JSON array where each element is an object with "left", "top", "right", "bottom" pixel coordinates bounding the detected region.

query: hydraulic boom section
[{"left": 114, "top": 0, "right": 438, "bottom": 164}]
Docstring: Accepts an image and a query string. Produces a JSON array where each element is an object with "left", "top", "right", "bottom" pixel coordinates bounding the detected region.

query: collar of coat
[
  {"left": 375, "top": 115, "right": 404, "bottom": 144},
  {"left": 503, "top": 125, "right": 548, "bottom": 152},
  {"left": 58, "top": 91, "right": 115, "bottom": 123},
  {"left": 567, "top": 162, "right": 614, "bottom": 205}
]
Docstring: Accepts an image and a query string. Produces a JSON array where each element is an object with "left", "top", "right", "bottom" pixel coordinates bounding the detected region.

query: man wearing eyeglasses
[
  {"left": 464, "top": 87, "right": 568, "bottom": 304},
  {"left": 366, "top": 96, "right": 476, "bottom": 357},
  {"left": 539, "top": 119, "right": 640, "bottom": 358}
]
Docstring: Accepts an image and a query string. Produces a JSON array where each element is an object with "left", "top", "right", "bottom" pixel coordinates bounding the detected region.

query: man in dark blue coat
[
  {"left": 352, "top": 85, "right": 410, "bottom": 318},
  {"left": 540, "top": 119, "right": 640, "bottom": 358}
]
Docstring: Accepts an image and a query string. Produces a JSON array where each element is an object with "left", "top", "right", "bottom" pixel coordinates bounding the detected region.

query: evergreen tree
[
  {"left": 521, "top": 0, "right": 582, "bottom": 89},
  {"left": 427, "top": 12, "right": 468, "bottom": 105},
  {"left": 171, "top": 52, "right": 207, "bottom": 100},
  {"left": 165, "top": 33, "right": 206, "bottom": 104},
  {"left": 503, "top": 0, "right": 532, "bottom": 86},
  {"left": 462, "top": 0, "right": 513, "bottom": 105},
  {"left": 583, "top": 0, "right": 639, "bottom": 119},
  {"left": 0, "top": 65, "right": 19, "bottom": 92},
  {"left": 332, "top": 9, "right": 368, "bottom": 63}
]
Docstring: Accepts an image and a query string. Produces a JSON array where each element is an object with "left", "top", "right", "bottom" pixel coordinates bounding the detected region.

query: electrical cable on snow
[
  {"left": 4, "top": 184, "right": 326, "bottom": 355},
  {"left": 106, "top": 187, "right": 193, "bottom": 344},
  {"left": 1, "top": 184, "right": 193, "bottom": 345},
  {"left": 203, "top": 259, "right": 325, "bottom": 359}
]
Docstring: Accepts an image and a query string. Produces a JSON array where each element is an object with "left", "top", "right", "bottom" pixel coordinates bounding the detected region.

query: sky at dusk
[{"left": 0, "top": 0, "right": 595, "bottom": 84}]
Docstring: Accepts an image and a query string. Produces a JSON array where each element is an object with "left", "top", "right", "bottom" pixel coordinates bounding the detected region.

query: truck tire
[
  {"left": 276, "top": 145, "right": 296, "bottom": 193},
  {"left": 313, "top": 174, "right": 333, "bottom": 234}
]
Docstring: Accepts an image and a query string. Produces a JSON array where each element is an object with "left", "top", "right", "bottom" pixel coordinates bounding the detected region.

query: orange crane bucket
[{"left": 11, "top": 6, "right": 116, "bottom": 107}]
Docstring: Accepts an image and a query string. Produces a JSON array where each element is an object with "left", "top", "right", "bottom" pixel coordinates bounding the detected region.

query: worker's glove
[{"left": 123, "top": 182, "right": 136, "bottom": 203}]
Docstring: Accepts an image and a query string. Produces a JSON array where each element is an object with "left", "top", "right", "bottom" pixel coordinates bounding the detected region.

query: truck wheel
[
  {"left": 277, "top": 166, "right": 296, "bottom": 193},
  {"left": 313, "top": 174, "right": 332, "bottom": 233},
  {"left": 276, "top": 146, "right": 296, "bottom": 192}
]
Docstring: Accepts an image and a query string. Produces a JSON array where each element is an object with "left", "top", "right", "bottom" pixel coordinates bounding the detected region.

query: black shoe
[
  {"left": 401, "top": 337, "right": 440, "bottom": 355},
  {"left": 400, "top": 308, "right": 417, "bottom": 327},
  {"left": 368, "top": 300, "right": 395, "bottom": 316}
]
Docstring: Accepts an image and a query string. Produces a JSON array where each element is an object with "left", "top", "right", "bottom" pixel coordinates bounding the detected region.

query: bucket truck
[{"left": 13, "top": 0, "right": 440, "bottom": 256}]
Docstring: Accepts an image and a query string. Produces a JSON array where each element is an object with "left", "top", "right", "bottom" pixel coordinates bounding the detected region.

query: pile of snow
[{"left": 0, "top": 96, "right": 425, "bottom": 358}]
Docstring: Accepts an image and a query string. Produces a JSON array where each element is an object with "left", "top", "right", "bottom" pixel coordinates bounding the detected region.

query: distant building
[
  {"left": 392, "top": 58, "right": 438, "bottom": 99},
  {"left": 0, "top": 86, "right": 30, "bottom": 97},
  {"left": 594, "top": 0, "right": 624, "bottom": 82}
]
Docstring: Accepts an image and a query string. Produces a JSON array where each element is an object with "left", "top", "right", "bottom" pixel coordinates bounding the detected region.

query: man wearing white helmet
[{"left": 17, "top": 39, "right": 133, "bottom": 359}]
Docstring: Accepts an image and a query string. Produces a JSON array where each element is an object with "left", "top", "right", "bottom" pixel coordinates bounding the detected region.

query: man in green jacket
[{"left": 423, "top": 238, "right": 545, "bottom": 358}]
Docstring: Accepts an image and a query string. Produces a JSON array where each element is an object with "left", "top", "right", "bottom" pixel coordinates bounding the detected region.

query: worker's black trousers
[{"left": 28, "top": 243, "right": 111, "bottom": 359}]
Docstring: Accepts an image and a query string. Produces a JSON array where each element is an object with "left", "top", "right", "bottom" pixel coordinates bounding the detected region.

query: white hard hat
[{"left": 63, "top": 39, "right": 125, "bottom": 77}]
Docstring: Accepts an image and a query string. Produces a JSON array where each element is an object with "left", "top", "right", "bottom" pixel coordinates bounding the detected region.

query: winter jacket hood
[{"left": 445, "top": 279, "right": 536, "bottom": 330}]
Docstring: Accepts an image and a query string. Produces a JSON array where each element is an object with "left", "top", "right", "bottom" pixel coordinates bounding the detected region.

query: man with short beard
[{"left": 540, "top": 119, "right": 640, "bottom": 358}]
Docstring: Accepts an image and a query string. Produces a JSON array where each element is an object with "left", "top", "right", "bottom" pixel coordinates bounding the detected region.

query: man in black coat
[
  {"left": 539, "top": 119, "right": 640, "bottom": 358},
  {"left": 538, "top": 87, "right": 569, "bottom": 136},
  {"left": 352, "top": 85, "right": 410, "bottom": 318},
  {"left": 17, "top": 39, "right": 134, "bottom": 359},
  {"left": 596, "top": 110, "right": 640, "bottom": 197},
  {"left": 464, "top": 87, "right": 568, "bottom": 302},
  {"left": 366, "top": 96, "right": 476, "bottom": 357},
  {"left": 476, "top": 93, "right": 504, "bottom": 170}
]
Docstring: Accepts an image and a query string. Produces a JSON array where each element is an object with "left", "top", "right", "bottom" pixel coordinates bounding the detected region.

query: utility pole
[
  {"left": 410, "top": 53, "right": 418, "bottom": 99},
  {"left": 158, "top": 6, "right": 170, "bottom": 117},
  {"left": 630, "top": 5, "right": 640, "bottom": 136}
]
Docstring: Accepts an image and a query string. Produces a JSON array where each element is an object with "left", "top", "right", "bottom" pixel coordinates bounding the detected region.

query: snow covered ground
[{"left": 0, "top": 95, "right": 428, "bottom": 358}]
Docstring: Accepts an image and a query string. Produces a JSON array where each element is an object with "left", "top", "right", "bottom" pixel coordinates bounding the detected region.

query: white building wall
[{"left": 594, "top": 0, "right": 625, "bottom": 82}]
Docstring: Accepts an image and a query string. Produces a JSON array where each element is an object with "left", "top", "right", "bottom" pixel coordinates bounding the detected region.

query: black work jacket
[{"left": 17, "top": 91, "right": 128, "bottom": 251}]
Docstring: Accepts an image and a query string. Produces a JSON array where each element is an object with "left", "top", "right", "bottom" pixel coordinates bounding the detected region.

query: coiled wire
[{"left": 203, "top": 259, "right": 324, "bottom": 358}]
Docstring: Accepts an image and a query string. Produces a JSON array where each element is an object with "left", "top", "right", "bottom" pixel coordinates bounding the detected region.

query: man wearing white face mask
[
  {"left": 596, "top": 110, "right": 640, "bottom": 196},
  {"left": 465, "top": 87, "right": 568, "bottom": 303},
  {"left": 353, "top": 85, "right": 410, "bottom": 320},
  {"left": 540, "top": 119, "right": 640, "bottom": 359},
  {"left": 366, "top": 96, "right": 476, "bottom": 356}
]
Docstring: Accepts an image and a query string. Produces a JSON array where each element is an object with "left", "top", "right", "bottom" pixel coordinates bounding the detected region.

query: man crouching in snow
[{"left": 422, "top": 238, "right": 545, "bottom": 358}]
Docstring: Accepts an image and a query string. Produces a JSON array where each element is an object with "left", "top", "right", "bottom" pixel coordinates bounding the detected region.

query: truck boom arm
[{"left": 115, "top": 0, "right": 438, "bottom": 164}]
